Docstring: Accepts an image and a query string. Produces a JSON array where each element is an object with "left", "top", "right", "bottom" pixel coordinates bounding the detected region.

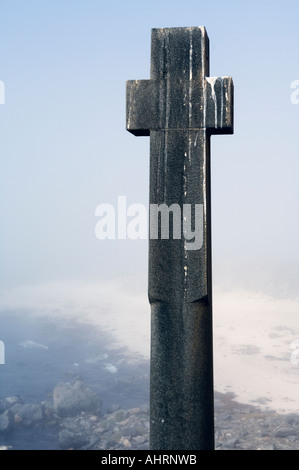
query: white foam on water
[
  {"left": 104, "top": 363, "right": 118, "bottom": 374},
  {"left": 18, "top": 340, "right": 48, "bottom": 350}
]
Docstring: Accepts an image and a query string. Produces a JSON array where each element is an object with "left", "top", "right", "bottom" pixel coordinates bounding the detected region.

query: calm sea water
[{"left": 0, "top": 310, "right": 149, "bottom": 450}]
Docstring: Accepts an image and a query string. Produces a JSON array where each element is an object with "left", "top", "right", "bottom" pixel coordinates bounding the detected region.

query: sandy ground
[
  {"left": 0, "top": 277, "right": 299, "bottom": 414},
  {"left": 213, "top": 288, "right": 299, "bottom": 413}
]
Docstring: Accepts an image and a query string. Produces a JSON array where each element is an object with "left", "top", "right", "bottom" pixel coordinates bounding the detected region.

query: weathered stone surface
[
  {"left": 53, "top": 380, "right": 102, "bottom": 417},
  {"left": 0, "top": 410, "right": 14, "bottom": 434},
  {"left": 58, "top": 428, "right": 90, "bottom": 450},
  {"left": 273, "top": 426, "right": 299, "bottom": 438},
  {"left": 2, "top": 396, "right": 23, "bottom": 410},
  {"left": 106, "top": 404, "right": 120, "bottom": 414},
  {"left": 127, "top": 28, "right": 233, "bottom": 134},
  {"left": 10, "top": 403, "right": 44, "bottom": 426},
  {"left": 126, "top": 26, "right": 234, "bottom": 450}
]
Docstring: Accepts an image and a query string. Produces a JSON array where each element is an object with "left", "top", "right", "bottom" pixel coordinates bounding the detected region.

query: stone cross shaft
[{"left": 126, "top": 27, "right": 233, "bottom": 450}]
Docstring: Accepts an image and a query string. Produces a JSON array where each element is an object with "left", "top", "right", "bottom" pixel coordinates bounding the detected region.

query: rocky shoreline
[{"left": 1, "top": 377, "right": 299, "bottom": 450}]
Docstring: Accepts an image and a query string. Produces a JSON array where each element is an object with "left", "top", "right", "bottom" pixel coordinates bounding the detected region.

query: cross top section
[{"left": 127, "top": 27, "right": 233, "bottom": 136}]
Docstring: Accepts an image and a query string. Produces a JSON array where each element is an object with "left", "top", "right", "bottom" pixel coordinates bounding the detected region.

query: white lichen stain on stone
[
  {"left": 220, "top": 79, "right": 224, "bottom": 128},
  {"left": 183, "top": 207, "right": 188, "bottom": 295},
  {"left": 225, "top": 83, "right": 230, "bottom": 125},
  {"left": 165, "top": 41, "right": 171, "bottom": 130},
  {"left": 183, "top": 150, "right": 189, "bottom": 196},
  {"left": 188, "top": 30, "right": 193, "bottom": 128},
  {"left": 205, "top": 77, "right": 229, "bottom": 129},
  {"left": 187, "top": 30, "right": 194, "bottom": 168},
  {"left": 206, "top": 77, "right": 218, "bottom": 129},
  {"left": 202, "top": 32, "right": 207, "bottom": 240},
  {"left": 164, "top": 132, "right": 168, "bottom": 201},
  {"left": 127, "top": 81, "right": 136, "bottom": 129},
  {"left": 183, "top": 160, "right": 187, "bottom": 197},
  {"left": 183, "top": 92, "right": 187, "bottom": 107},
  {"left": 183, "top": 212, "right": 188, "bottom": 295}
]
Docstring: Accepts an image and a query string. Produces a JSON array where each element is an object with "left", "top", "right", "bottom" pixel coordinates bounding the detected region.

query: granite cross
[{"left": 126, "top": 27, "right": 233, "bottom": 450}]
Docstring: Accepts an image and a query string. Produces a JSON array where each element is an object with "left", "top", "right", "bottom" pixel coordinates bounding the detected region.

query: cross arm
[
  {"left": 126, "top": 79, "right": 158, "bottom": 136},
  {"left": 126, "top": 76, "right": 233, "bottom": 135},
  {"left": 205, "top": 76, "right": 234, "bottom": 134}
]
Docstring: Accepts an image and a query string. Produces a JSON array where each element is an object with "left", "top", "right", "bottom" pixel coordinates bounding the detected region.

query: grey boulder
[{"left": 53, "top": 380, "right": 102, "bottom": 417}]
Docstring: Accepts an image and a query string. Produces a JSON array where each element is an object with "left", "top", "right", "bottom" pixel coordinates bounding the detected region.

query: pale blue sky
[{"left": 0, "top": 0, "right": 298, "bottom": 297}]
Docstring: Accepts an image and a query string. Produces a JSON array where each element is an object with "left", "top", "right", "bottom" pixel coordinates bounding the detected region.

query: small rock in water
[
  {"left": 106, "top": 404, "right": 120, "bottom": 414},
  {"left": 0, "top": 410, "right": 14, "bottom": 435},
  {"left": 2, "top": 397, "right": 23, "bottom": 410},
  {"left": 120, "top": 437, "right": 131, "bottom": 448},
  {"left": 10, "top": 403, "right": 44, "bottom": 426},
  {"left": 58, "top": 428, "right": 90, "bottom": 450},
  {"left": 53, "top": 380, "right": 102, "bottom": 417},
  {"left": 273, "top": 426, "right": 299, "bottom": 438}
]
